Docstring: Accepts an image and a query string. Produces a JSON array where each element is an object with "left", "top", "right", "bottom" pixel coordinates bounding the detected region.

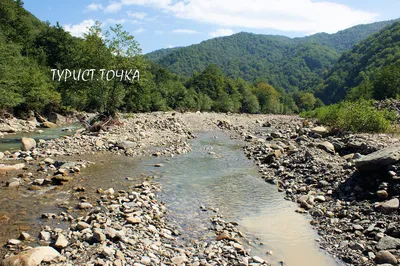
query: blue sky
[{"left": 24, "top": 0, "right": 400, "bottom": 54}]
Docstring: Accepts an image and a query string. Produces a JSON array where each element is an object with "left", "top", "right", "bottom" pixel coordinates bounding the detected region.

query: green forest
[{"left": 1, "top": 0, "right": 400, "bottom": 120}]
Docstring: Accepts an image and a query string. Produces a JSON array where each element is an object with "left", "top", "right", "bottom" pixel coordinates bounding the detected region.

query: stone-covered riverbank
[{"left": 1, "top": 112, "right": 400, "bottom": 265}]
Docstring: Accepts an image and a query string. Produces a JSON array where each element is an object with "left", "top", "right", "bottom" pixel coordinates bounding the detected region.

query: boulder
[
  {"left": 355, "top": 145, "right": 400, "bottom": 171},
  {"left": 21, "top": 137, "right": 36, "bottom": 151},
  {"left": 377, "top": 236, "right": 400, "bottom": 250},
  {"left": 0, "top": 152, "right": 4, "bottom": 160},
  {"left": 54, "top": 234, "right": 69, "bottom": 249},
  {"left": 375, "top": 251, "right": 398, "bottom": 265},
  {"left": 115, "top": 141, "right": 137, "bottom": 150},
  {"left": 0, "top": 163, "right": 25, "bottom": 172},
  {"left": 0, "top": 124, "right": 16, "bottom": 133},
  {"left": 48, "top": 113, "right": 66, "bottom": 125},
  {"left": 311, "top": 126, "right": 328, "bottom": 135},
  {"left": 380, "top": 198, "right": 399, "bottom": 214},
  {"left": 1, "top": 246, "right": 61, "bottom": 266},
  {"left": 317, "top": 141, "right": 335, "bottom": 154},
  {"left": 42, "top": 121, "right": 57, "bottom": 129}
]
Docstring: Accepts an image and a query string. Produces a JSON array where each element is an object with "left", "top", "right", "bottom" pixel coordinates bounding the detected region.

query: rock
[
  {"left": 78, "top": 202, "right": 93, "bottom": 209},
  {"left": 76, "top": 222, "right": 91, "bottom": 230},
  {"left": 7, "top": 180, "right": 20, "bottom": 188},
  {"left": 19, "top": 232, "right": 31, "bottom": 240},
  {"left": 375, "top": 251, "right": 398, "bottom": 265},
  {"left": 40, "top": 231, "right": 51, "bottom": 241},
  {"left": 104, "top": 188, "right": 115, "bottom": 195},
  {"left": 8, "top": 239, "right": 22, "bottom": 245},
  {"left": 95, "top": 140, "right": 104, "bottom": 147},
  {"left": 126, "top": 216, "right": 141, "bottom": 225},
  {"left": 377, "top": 236, "right": 400, "bottom": 250},
  {"left": 93, "top": 228, "right": 106, "bottom": 243},
  {"left": 116, "top": 141, "right": 137, "bottom": 150},
  {"left": 355, "top": 144, "right": 400, "bottom": 171},
  {"left": 1, "top": 246, "right": 61, "bottom": 266},
  {"left": 44, "top": 158, "right": 55, "bottom": 165},
  {"left": 377, "top": 190, "right": 389, "bottom": 200},
  {"left": 271, "top": 132, "right": 282, "bottom": 138},
  {"left": 0, "top": 163, "right": 25, "bottom": 172},
  {"left": 101, "top": 246, "right": 115, "bottom": 258},
  {"left": 171, "top": 256, "right": 188, "bottom": 265},
  {"left": 54, "top": 234, "right": 69, "bottom": 249},
  {"left": 0, "top": 124, "right": 16, "bottom": 133},
  {"left": 0, "top": 152, "right": 4, "bottom": 160},
  {"left": 252, "top": 256, "right": 265, "bottom": 264},
  {"left": 141, "top": 256, "right": 151, "bottom": 265},
  {"left": 48, "top": 112, "right": 66, "bottom": 125},
  {"left": 311, "top": 126, "right": 328, "bottom": 135},
  {"left": 42, "top": 121, "right": 57, "bottom": 128},
  {"left": 263, "top": 121, "right": 272, "bottom": 127},
  {"left": 317, "top": 141, "right": 335, "bottom": 154},
  {"left": 21, "top": 137, "right": 36, "bottom": 151},
  {"left": 216, "top": 230, "right": 230, "bottom": 241},
  {"left": 380, "top": 198, "right": 399, "bottom": 214}
]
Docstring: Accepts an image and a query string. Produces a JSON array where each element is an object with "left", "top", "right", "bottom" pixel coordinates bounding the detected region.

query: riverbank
[{"left": 1, "top": 112, "right": 399, "bottom": 265}]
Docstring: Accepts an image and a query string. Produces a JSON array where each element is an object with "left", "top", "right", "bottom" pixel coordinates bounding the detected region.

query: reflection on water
[{"left": 154, "top": 131, "right": 340, "bottom": 266}]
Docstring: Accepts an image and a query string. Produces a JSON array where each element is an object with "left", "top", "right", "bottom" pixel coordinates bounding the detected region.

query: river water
[
  {"left": 0, "top": 130, "right": 340, "bottom": 265},
  {"left": 0, "top": 124, "right": 79, "bottom": 152}
]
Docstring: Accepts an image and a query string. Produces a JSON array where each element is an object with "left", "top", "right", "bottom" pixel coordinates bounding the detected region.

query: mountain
[
  {"left": 296, "top": 19, "right": 399, "bottom": 53},
  {"left": 317, "top": 21, "right": 400, "bottom": 104},
  {"left": 147, "top": 19, "right": 399, "bottom": 92},
  {"left": 147, "top": 33, "right": 339, "bottom": 92}
]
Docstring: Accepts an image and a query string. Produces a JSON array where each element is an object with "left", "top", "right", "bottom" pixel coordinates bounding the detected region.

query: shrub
[{"left": 301, "top": 100, "right": 397, "bottom": 133}]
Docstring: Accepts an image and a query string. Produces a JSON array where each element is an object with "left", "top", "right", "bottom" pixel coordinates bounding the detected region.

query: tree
[
  {"left": 253, "top": 82, "right": 281, "bottom": 114},
  {"left": 373, "top": 64, "right": 400, "bottom": 100}
]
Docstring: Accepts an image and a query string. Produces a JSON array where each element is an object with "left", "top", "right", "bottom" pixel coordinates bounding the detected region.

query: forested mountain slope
[{"left": 317, "top": 21, "right": 400, "bottom": 103}]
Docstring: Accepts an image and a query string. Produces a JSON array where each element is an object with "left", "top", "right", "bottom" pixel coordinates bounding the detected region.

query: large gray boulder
[
  {"left": 355, "top": 144, "right": 400, "bottom": 171},
  {"left": 381, "top": 198, "right": 400, "bottom": 214},
  {"left": 377, "top": 236, "right": 400, "bottom": 250}
]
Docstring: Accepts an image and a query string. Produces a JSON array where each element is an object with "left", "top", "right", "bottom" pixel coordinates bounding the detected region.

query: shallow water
[
  {"left": 152, "top": 131, "right": 340, "bottom": 266},
  {"left": 0, "top": 124, "right": 79, "bottom": 152},
  {"left": 0, "top": 131, "right": 340, "bottom": 265}
]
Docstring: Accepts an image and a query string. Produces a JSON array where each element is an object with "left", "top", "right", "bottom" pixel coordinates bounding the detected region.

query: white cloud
[
  {"left": 121, "top": 0, "right": 172, "bottom": 9},
  {"left": 105, "top": 2, "right": 123, "bottom": 13},
  {"left": 105, "top": 18, "right": 127, "bottom": 24},
  {"left": 109, "top": 0, "right": 379, "bottom": 34},
  {"left": 167, "top": 44, "right": 174, "bottom": 48},
  {"left": 209, "top": 28, "right": 234, "bottom": 38},
  {"left": 64, "top": 19, "right": 95, "bottom": 37},
  {"left": 135, "top": 27, "right": 146, "bottom": 33},
  {"left": 127, "top": 11, "right": 147, "bottom": 19},
  {"left": 86, "top": 3, "right": 103, "bottom": 12},
  {"left": 167, "top": 0, "right": 378, "bottom": 33},
  {"left": 172, "top": 29, "right": 199, "bottom": 34}
]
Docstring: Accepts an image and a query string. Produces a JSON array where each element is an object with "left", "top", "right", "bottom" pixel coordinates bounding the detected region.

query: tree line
[{"left": 0, "top": 0, "right": 321, "bottom": 118}]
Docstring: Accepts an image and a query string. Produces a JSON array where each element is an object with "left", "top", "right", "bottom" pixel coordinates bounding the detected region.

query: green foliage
[
  {"left": 372, "top": 64, "right": 400, "bottom": 100},
  {"left": 148, "top": 33, "right": 339, "bottom": 92},
  {"left": 298, "top": 19, "right": 399, "bottom": 53},
  {"left": 292, "top": 91, "right": 317, "bottom": 112},
  {"left": 301, "top": 100, "right": 397, "bottom": 133},
  {"left": 319, "top": 21, "right": 400, "bottom": 103}
]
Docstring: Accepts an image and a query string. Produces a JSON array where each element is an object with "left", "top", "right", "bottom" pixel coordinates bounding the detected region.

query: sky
[{"left": 23, "top": 0, "right": 400, "bottom": 54}]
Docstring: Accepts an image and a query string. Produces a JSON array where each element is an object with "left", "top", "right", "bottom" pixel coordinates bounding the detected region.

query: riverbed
[{"left": 0, "top": 120, "right": 341, "bottom": 265}]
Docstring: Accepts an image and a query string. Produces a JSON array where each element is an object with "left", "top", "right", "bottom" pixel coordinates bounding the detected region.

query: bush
[{"left": 301, "top": 100, "right": 398, "bottom": 133}]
